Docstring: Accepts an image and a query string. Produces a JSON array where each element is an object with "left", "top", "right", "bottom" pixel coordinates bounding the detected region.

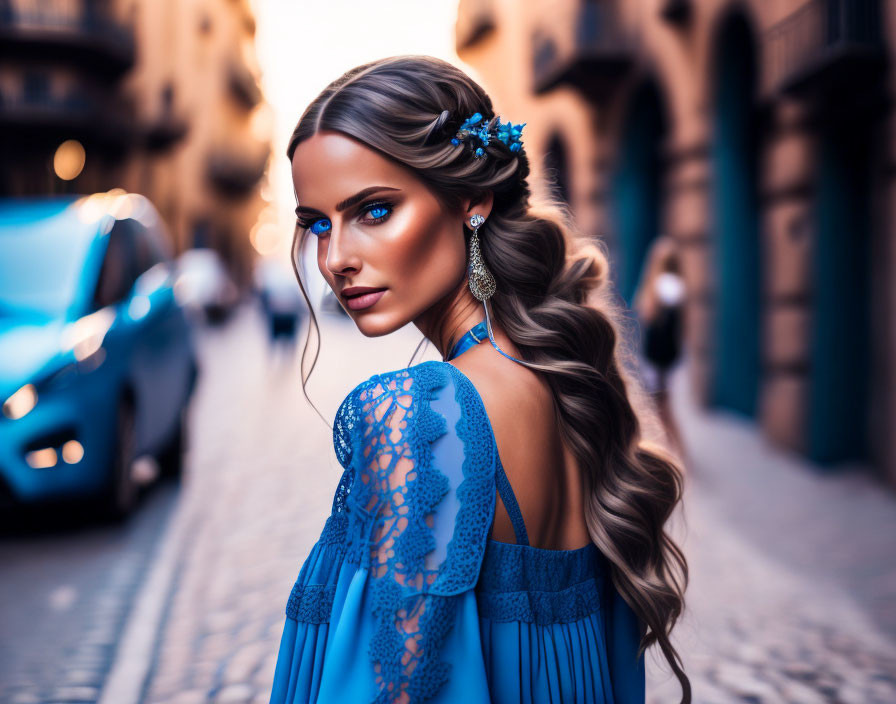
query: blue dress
[{"left": 269, "top": 360, "right": 646, "bottom": 703}]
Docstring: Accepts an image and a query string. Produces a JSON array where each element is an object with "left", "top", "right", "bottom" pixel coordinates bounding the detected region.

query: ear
[{"left": 462, "top": 191, "right": 494, "bottom": 228}]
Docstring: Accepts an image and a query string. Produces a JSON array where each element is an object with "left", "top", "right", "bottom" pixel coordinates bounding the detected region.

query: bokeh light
[{"left": 52, "top": 139, "right": 86, "bottom": 181}]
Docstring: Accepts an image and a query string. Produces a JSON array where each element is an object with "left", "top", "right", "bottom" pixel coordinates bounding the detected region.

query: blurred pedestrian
[
  {"left": 634, "top": 235, "right": 687, "bottom": 461},
  {"left": 268, "top": 56, "right": 691, "bottom": 704},
  {"left": 254, "top": 256, "right": 304, "bottom": 358}
]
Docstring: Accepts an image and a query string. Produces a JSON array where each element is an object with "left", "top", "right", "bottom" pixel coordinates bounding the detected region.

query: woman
[
  {"left": 269, "top": 56, "right": 690, "bottom": 704},
  {"left": 633, "top": 236, "right": 687, "bottom": 461}
]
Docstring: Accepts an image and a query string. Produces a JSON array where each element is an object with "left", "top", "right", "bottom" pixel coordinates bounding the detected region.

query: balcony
[
  {"left": 228, "top": 61, "right": 262, "bottom": 110},
  {"left": 455, "top": 0, "right": 496, "bottom": 52},
  {"left": 207, "top": 145, "right": 269, "bottom": 197},
  {"left": 765, "top": 0, "right": 886, "bottom": 99},
  {"left": 532, "top": 0, "right": 634, "bottom": 99},
  {"left": 0, "top": 5, "right": 135, "bottom": 78},
  {"left": 144, "top": 84, "right": 189, "bottom": 151},
  {"left": 0, "top": 83, "right": 135, "bottom": 146},
  {"left": 144, "top": 111, "right": 189, "bottom": 152}
]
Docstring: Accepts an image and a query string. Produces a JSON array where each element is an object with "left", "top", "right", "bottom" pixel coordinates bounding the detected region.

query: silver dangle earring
[
  {"left": 467, "top": 213, "right": 496, "bottom": 301},
  {"left": 466, "top": 213, "right": 530, "bottom": 367}
]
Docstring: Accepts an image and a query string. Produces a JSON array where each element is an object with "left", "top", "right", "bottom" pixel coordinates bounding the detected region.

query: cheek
[
  {"left": 315, "top": 238, "right": 333, "bottom": 285},
  {"left": 384, "top": 213, "right": 466, "bottom": 292}
]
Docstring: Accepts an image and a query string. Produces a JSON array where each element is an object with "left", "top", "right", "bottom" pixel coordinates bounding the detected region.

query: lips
[
  {"left": 341, "top": 286, "right": 386, "bottom": 298},
  {"left": 341, "top": 286, "right": 387, "bottom": 311}
]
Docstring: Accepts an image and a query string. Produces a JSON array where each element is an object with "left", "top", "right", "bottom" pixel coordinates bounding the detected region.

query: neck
[{"left": 415, "top": 278, "right": 520, "bottom": 361}]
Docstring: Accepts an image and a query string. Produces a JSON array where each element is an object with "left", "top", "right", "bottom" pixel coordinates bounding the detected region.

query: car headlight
[
  {"left": 2, "top": 383, "right": 37, "bottom": 420},
  {"left": 61, "top": 307, "right": 116, "bottom": 362}
]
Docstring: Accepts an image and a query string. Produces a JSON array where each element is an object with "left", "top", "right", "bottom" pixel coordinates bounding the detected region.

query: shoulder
[
  {"left": 333, "top": 361, "right": 476, "bottom": 469},
  {"left": 448, "top": 347, "right": 555, "bottom": 432},
  {"left": 335, "top": 360, "right": 499, "bottom": 594}
]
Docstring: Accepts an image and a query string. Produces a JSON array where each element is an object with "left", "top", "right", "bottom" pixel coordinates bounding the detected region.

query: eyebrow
[{"left": 294, "top": 186, "right": 400, "bottom": 217}]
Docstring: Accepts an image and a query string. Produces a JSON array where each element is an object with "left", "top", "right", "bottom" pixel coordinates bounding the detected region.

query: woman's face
[{"left": 291, "top": 131, "right": 471, "bottom": 337}]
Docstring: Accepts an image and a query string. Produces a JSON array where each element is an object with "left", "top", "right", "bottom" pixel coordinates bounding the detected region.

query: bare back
[{"left": 449, "top": 348, "right": 592, "bottom": 551}]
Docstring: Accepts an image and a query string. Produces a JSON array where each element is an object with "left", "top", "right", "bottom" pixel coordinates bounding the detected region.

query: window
[{"left": 93, "top": 220, "right": 138, "bottom": 308}]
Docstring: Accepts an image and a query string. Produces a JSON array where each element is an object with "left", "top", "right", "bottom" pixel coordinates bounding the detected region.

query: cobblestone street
[{"left": 137, "top": 302, "right": 896, "bottom": 704}]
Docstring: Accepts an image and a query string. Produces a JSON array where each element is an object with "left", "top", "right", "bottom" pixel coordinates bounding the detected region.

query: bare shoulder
[
  {"left": 448, "top": 346, "right": 559, "bottom": 491},
  {"left": 448, "top": 345, "right": 590, "bottom": 550},
  {"left": 447, "top": 345, "right": 554, "bottom": 427}
]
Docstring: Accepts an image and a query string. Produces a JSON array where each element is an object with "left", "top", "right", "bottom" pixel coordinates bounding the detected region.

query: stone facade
[{"left": 456, "top": 0, "right": 896, "bottom": 488}]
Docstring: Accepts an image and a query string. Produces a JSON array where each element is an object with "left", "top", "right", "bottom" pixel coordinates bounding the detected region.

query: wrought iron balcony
[
  {"left": 532, "top": 0, "right": 634, "bottom": 98},
  {"left": 765, "top": 0, "right": 886, "bottom": 98},
  {"left": 0, "top": 4, "right": 135, "bottom": 78},
  {"left": 207, "top": 146, "right": 270, "bottom": 197}
]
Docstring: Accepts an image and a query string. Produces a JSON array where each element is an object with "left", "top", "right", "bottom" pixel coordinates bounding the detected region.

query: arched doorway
[
  {"left": 609, "top": 79, "right": 669, "bottom": 306},
  {"left": 808, "top": 118, "right": 873, "bottom": 464},
  {"left": 709, "top": 11, "right": 761, "bottom": 418}
]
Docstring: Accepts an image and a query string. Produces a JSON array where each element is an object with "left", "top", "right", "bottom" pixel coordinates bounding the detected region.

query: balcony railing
[
  {"left": 228, "top": 61, "right": 262, "bottom": 110},
  {"left": 207, "top": 146, "right": 270, "bottom": 197},
  {"left": 144, "top": 111, "right": 189, "bottom": 152},
  {"left": 532, "top": 0, "right": 634, "bottom": 99},
  {"left": 0, "top": 5, "right": 135, "bottom": 77},
  {"left": 0, "top": 87, "right": 135, "bottom": 144},
  {"left": 765, "top": 0, "right": 886, "bottom": 97}
]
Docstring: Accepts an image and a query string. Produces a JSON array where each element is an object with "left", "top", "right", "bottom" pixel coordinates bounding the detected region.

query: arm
[
  {"left": 343, "top": 364, "right": 496, "bottom": 704},
  {"left": 355, "top": 372, "right": 450, "bottom": 703}
]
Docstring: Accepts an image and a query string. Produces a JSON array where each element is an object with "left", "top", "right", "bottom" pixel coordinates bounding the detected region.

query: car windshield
[{"left": 0, "top": 200, "right": 98, "bottom": 318}]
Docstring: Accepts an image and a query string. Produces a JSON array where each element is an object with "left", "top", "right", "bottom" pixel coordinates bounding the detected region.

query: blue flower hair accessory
[{"left": 449, "top": 111, "right": 526, "bottom": 159}]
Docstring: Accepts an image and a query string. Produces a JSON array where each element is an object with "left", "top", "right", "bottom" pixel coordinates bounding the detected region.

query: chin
[{"left": 351, "top": 313, "right": 407, "bottom": 338}]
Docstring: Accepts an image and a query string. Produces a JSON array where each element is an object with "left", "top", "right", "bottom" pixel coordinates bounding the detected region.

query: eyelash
[{"left": 297, "top": 200, "right": 394, "bottom": 236}]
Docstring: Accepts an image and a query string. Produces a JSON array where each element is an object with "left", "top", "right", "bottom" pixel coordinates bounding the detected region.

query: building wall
[
  {"left": 0, "top": 0, "right": 138, "bottom": 194},
  {"left": 0, "top": 0, "right": 271, "bottom": 289},
  {"left": 456, "top": 0, "right": 896, "bottom": 488},
  {"left": 121, "top": 0, "right": 271, "bottom": 288}
]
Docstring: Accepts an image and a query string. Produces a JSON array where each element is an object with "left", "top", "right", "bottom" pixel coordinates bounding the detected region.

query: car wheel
[
  {"left": 157, "top": 405, "right": 187, "bottom": 479},
  {"left": 105, "top": 398, "right": 137, "bottom": 519}
]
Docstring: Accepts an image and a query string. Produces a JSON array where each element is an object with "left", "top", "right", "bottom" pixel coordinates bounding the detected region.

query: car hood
[{"left": 0, "top": 316, "right": 66, "bottom": 398}]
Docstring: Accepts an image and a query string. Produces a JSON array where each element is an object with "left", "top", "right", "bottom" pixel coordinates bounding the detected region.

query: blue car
[{"left": 0, "top": 193, "right": 198, "bottom": 516}]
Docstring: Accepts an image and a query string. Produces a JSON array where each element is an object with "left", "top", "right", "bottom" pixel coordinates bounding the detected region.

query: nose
[{"left": 325, "top": 220, "right": 360, "bottom": 276}]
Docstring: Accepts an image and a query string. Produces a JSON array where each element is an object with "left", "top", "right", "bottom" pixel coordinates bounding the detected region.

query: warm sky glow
[{"left": 251, "top": 0, "right": 463, "bottom": 271}]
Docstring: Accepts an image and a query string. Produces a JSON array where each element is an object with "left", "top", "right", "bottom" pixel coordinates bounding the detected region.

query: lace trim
[
  {"left": 286, "top": 583, "right": 337, "bottom": 623},
  {"left": 476, "top": 581, "right": 603, "bottom": 625},
  {"left": 338, "top": 363, "right": 457, "bottom": 703},
  {"left": 286, "top": 579, "right": 604, "bottom": 627},
  {"left": 477, "top": 539, "right": 604, "bottom": 590},
  {"left": 429, "top": 363, "right": 496, "bottom": 595}
]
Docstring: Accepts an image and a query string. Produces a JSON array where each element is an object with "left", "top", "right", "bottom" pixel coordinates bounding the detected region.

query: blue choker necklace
[{"left": 446, "top": 321, "right": 488, "bottom": 361}]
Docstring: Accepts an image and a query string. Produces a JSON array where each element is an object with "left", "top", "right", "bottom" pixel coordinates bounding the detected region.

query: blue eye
[
  {"left": 362, "top": 201, "right": 393, "bottom": 223},
  {"left": 309, "top": 218, "right": 331, "bottom": 236}
]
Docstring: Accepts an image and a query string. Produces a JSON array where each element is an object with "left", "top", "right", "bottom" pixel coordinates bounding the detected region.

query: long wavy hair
[{"left": 287, "top": 55, "right": 690, "bottom": 701}]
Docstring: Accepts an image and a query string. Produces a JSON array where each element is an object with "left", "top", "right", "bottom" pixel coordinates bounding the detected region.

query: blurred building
[
  {"left": 0, "top": 0, "right": 270, "bottom": 288},
  {"left": 457, "top": 0, "right": 896, "bottom": 487}
]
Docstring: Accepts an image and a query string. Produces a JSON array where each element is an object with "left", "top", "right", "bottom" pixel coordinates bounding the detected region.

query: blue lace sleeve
[{"left": 338, "top": 361, "right": 497, "bottom": 704}]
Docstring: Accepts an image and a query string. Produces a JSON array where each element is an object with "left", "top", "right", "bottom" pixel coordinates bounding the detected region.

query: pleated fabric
[
  {"left": 475, "top": 538, "right": 645, "bottom": 704},
  {"left": 269, "top": 361, "right": 645, "bottom": 704}
]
